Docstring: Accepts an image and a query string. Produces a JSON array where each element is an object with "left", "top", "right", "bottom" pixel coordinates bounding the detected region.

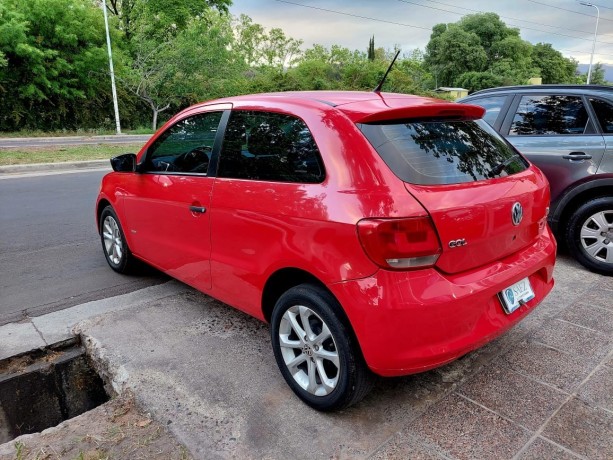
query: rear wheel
[
  {"left": 270, "top": 284, "right": 374, "bottom": 411},
  {"left": 100, "top": 206, "right": 136, "bottom": 274},
  {"left": 566, "top": 197, "right": 613, "bottom": 276}
]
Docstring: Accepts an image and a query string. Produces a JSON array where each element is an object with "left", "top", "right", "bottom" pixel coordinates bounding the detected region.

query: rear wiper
[{"left": 490, "top": 156, "right": 518, "bottom": 177}]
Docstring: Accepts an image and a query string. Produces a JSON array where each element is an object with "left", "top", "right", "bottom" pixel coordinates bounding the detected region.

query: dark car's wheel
[
  {"left": 566, "top": 197, "right": 613, "bottom": 276},
  {"left": 270, "top": 284, "right": 374, "bottom": 411},
  {"left": 100, "top": 206, "right": 136, "bottom": 274}
]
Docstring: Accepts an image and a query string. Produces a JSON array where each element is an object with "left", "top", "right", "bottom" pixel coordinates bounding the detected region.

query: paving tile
[
  {"left": 543, "top": 398, "right": 613, "bottom": 460},
  {"left": 530, "top": 319, "right": 610, "bottom": 363},
  {"left": 577, "top": 365, "right": 613, "bottom": 412},
  {"left": 369, "top": 432, "right": 446, "bottom": 460},
  {"left": 518, "top": 437, "right": 582, "bottom": 460},
  {"left": 458, "top": 366, "right": 567, "bottom": 430},
  {"left": 501, "top": 341, "right": 594, "bottom": 392},
  {"left": 595, "top": 276, "right": 613, "bottom": 292},
  {"left": 575, "top": 289, "right": 613, "bottom": 312},
  {"left": 407, "top": 393, "right": 531, "bottom": 460},
  {"left": 557, "top": 303, "right": 613, "bottom": 335}
]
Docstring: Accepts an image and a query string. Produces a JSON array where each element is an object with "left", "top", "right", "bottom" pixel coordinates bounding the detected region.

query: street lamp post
[
  {"left": 101, "top": 0, "right": 121, "bottom": 134},
  {"left": 579, "top": 2, "right": 600, "bottom": 85}
]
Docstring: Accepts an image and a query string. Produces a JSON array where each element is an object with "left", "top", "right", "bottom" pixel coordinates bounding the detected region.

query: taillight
[{"left": 357, "top": 217, "right": 442, "bottom": 270}]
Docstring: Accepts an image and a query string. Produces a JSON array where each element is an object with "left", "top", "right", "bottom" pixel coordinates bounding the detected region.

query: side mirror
[{"left": 110, "top": 153, "right": 137, "bottom": 172}]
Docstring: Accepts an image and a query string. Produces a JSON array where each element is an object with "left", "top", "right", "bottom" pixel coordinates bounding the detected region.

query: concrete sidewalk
[{"left": 0, "top": 255, "right": 611, "bottom": 459}]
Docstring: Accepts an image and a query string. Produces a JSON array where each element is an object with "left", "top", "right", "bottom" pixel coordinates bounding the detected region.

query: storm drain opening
[{"left": 0, "top": 340, "right": 110, "bottom": 444}]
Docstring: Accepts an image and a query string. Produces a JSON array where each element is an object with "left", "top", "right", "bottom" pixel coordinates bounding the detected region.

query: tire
[
  {"left": 270, "top": 284, "right": 374, "bottom": 411},
  {"left": 566, "top": 197, "right": 613, "bottom": 276},
  {"left": 99, "top": 206, "right": 137, "bottom": 274}
]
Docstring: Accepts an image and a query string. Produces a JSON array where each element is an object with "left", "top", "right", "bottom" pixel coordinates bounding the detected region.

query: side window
[
  {"left": 590, "top": 98, "right": 613, "bottom": 133},
  {"left": 217, "top": 111, "right": 325, "bottom": 183},
  {"left": 144, "top": 112, "right": 223, "bottom": 174},
  {"left": 468, "top": 96, "right": 507, "bottom": 126},
  {"left": 509, "top": 95, "right": 588, "bottom": 135}
]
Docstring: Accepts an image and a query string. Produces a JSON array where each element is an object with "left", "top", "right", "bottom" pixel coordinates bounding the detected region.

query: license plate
[{"left": 498, "top": 277, "right": 535, "bottom": 314}]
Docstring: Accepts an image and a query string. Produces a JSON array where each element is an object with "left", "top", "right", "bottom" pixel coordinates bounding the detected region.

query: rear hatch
[{"left": 359, "top": 117, "right": 550, "bottom": 274}]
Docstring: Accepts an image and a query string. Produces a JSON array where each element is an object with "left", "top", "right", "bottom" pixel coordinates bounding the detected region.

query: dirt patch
[{"left": 0, "top": 393, "right": 191, "bottom": 460}]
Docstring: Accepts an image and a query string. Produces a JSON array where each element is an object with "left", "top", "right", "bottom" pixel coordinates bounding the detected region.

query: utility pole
[
  {"left": 102, "top": 0, "right": 121, "bottom": 134},
  {"left": 579, "top": 2, "right": 600, "bottom": 85}
]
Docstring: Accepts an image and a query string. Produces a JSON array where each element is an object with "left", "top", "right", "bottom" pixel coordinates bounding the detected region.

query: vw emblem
[{"left": 511, "top": 202, "right": 523, "bottom": 226}]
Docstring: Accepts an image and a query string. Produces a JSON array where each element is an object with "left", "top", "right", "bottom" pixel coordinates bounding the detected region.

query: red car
[{"left": 96, "top": 91, "right": 556, "bottom": 411}]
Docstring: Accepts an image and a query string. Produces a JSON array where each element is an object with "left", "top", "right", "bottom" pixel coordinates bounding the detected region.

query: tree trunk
[{"left": 152, "top": 109, "right": 158, "bottom": 132}]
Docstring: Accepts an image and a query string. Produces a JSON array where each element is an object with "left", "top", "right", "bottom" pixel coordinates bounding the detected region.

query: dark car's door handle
[
  {"left": 562, "top": 152, "right": 593, "bottom": 161},
  {"left": 189, "top": 206, "right": 207, "bottom": 214}
]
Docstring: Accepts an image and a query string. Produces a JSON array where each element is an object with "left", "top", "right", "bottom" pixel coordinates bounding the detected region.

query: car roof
[
  {"left": 464, "top": 84, "right": 613, "bottom": 98},
  {"left": 186, "top": 91, "right": 485, "bottom": 124}
]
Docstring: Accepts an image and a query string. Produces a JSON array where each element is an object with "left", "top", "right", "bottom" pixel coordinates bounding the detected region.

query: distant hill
[{"left": 577, "top": 63, "right": 613, "bottom": 83}]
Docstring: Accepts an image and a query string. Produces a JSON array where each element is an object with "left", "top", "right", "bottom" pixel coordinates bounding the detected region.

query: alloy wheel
[
  {"left": 102, "top": 215, "right": 123, "bottom": 265},
  {"left": 580, "top": 210, "right": 613, "bottom": 264},
  {"left": 278, "top": 305, "right": 340, "bottom": 396}
]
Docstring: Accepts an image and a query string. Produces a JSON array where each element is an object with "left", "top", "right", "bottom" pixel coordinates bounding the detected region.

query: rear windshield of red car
[{"left": 358, "top": 119, "right": 528, "bottom": 185}]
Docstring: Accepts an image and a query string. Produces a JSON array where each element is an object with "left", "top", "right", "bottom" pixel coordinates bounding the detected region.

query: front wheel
[
  {"left": 566, "top": 197, "right": 613, "bottom": 276},
  {"left": 270, "top": 284, "right": 374, "bottom": 411},
  {"left": 99, "top": 206, "right": 137, "bottom": 274}
]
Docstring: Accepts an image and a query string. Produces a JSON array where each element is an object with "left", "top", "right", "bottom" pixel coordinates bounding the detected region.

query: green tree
[
  {"left": 367, "top": 36, "right": 375, "bottom": 61},
  {"left": 0, "top": 0, "right": 128, "bottom": 130},
  {"left": 532, "top": 43, "right": 577, "bottom": 83}
]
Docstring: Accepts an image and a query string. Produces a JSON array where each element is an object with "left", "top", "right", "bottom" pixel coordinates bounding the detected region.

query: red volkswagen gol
[{"left": 96, "top": 91, "right": 556, "bottom": 411}]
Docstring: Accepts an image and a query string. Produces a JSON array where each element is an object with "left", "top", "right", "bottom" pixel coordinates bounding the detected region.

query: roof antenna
[{"left": 373, "top": 49, "right": 401, "bottom": 93}]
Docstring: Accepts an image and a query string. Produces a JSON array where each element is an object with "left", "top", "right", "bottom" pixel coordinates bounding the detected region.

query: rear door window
[
  {"left": 509, "top": 95, "right": 589, "bottom": 135},
  {"left": 217, "top": 111, "right": 325, "bottom": 183},
  {"left": 590, "top": 98, "right": 613, "bottom": 133},
  {"left": 466, "top": 95, "right": 507, "bottom": 126},
  {"left": 359, "top": 119, "right": 528, "bottom": 185}
]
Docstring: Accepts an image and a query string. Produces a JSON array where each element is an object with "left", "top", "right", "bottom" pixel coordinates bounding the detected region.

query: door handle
[
  {"left": 562, "top": 152, "right": 593, "bottom": 161},
  {"left": 189, "top": 205, "right": 207, "bottom": 214}
]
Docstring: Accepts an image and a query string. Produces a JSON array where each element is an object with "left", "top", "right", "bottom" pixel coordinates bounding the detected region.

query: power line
[
  {"left": 420, "top": 0, "right": 594, "bottom": 35},
  {"left": 273, "top": 0, "right": 432, "bottom": 31},
  {"left": 396, "top": 0, "right": 613, "bottom": 46},
  {"left": 526, "top": 0, "right": 613, "bottom": 22}
]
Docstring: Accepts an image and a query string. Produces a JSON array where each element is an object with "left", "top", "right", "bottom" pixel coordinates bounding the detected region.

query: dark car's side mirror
[{"left": 110, "top": 153, "right": 137, "bottom": 172}]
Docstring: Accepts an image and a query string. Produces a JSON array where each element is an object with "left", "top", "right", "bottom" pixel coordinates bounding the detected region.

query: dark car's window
[
  {"left": 217, "top": 111, "right": 325, "bottom": 183},
  {"left": 590, "top": 98, "right": 613, "bottom": 133},
  {"left": 509, "top": 95, "right": 588, "bottom": 135},
  {"left": 144, "top": 111, "right": 223, "bottom": 174},
  {"left": 359, "top": 119, "right": 528, "bottom": 185},
  {"left": 467, "top": 95, "right": 506, "bottom": 125}
]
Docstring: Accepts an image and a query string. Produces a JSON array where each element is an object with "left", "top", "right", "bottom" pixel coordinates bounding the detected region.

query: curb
[{"left": 0, "top": 160, "right": 110, "bottom": 174}]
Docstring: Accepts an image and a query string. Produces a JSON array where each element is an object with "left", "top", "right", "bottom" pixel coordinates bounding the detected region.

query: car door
[
  {"left": 499, "top": 93, "right": 606, "bottom": 202},
  {"left": 122, "top": 109, "right": 228, "bottom": 291},
  {"left": 588, "top": 96, "right": 613, "bottom": 175}
]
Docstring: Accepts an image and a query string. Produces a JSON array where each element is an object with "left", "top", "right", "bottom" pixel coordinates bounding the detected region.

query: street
[
  {"left": 0, "top": 135, "right": 152, "bottom": 149},
  {"left": 0, "top": 170, "right": 167, "bottom": 326}
]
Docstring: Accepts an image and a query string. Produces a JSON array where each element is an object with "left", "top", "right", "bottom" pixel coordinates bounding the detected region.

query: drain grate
[{"left": 0, "top": 341, "right": 110, "bottom": 443}]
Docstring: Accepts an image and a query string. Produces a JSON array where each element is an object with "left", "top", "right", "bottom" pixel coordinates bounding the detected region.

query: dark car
[{"left": 459, "top": 85, "right": 613, "bottom": 275}]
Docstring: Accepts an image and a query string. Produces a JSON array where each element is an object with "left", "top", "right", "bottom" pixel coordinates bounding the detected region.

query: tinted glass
[
  {"left": 590, "top": 98, "right": 613, "bottom": 133},
  {"left": 359, "top": 119, "right": 528, "bottom": 185},
  {"left": 217, "top": 111, "right": 325, "bottom": 183},
  {"left": 468, "top": 95, "right": 506, "bottom": 125},
  {"left": 144, "top": 112, "right": 223, "bottom": 173},
  {"left": 510, "top": 95, "right": 588, "bottom": 135}
]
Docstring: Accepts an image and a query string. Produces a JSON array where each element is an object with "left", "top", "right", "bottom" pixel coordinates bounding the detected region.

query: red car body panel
[{"left": 96, "top": 91, "right": 556, "bottom": 376}]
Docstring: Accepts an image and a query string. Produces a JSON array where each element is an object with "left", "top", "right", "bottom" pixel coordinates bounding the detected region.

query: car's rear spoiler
[{"left": 340, "top": 101, "right": 485, "bottom": 124}]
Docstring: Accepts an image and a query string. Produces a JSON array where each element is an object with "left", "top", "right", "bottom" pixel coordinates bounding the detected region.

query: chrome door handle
[
  {"left": 189, "top": 206, "right": 207, "bottom": 214},
  {"left": 562, "top": 152, "right": 592, "bottom": 161}
]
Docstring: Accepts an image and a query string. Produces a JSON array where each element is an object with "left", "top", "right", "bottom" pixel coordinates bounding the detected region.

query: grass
[
  {"left": 0, "top": 144, "right": 144, "bottom": 166},
  {"left": 0, "top": 128, "right": 154, "bottom": 138}
]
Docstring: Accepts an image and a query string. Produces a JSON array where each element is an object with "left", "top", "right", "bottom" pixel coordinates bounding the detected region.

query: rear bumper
[{"left": 329, "top": 228, "right": 556, "bottom": 377}]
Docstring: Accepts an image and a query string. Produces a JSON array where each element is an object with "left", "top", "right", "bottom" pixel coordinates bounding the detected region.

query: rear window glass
[{"left": 359, "top": 119, "right": 528, "bottom": 185}]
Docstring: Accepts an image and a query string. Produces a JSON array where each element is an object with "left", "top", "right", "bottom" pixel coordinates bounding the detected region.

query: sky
[{"left": 229, "top": 0, "right": 613, "bottom": 65}]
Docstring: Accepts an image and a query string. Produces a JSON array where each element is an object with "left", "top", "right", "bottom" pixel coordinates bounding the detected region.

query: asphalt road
[
  {"left": 0, "top": 134, "right": 152, "bottom": 149},
  {"left": 0, "top": 169, "right": 168, "bottom": 326}
]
